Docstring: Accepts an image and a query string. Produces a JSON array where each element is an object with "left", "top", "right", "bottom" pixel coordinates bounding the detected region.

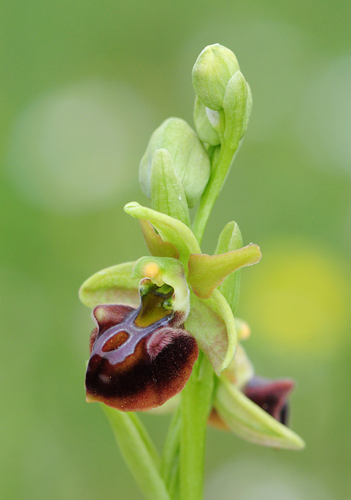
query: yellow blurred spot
[
  {"left": 241, "top": 238, "right": 351, "bottom": 355},
  {"left": 235, "top": 318, "right": 251, "bottom": 340}
]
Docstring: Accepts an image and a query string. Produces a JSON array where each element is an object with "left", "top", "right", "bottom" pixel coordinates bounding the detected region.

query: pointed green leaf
[
  {"left": 140, "top": 220, "right": 179, "bottom": 259},
  {"left": 185, "top": 289, "right": 237, "bottom": 375},
  {"left": 188, "top": 244, "right": 261, "bottom": 299},
  {"left": 124, "top": 202, "right": 200, "bottom": 265},
  {"left": 151, "top": 148, "right": 191, "bottom": 226},
  {"left": 161, "top": 406, "right": 181, "bottom": 498},
  {"left": 215, "top": 221, "right": 243, "bottom": 313},
  {"left": 79, "top": 262, "right": 139, "bottom": 308},
  {"left": 103, "top": 406, "right": 171, "bottom": 500},
  {"left": 214, "top": 377, "right": 305, "bottom": 450}
]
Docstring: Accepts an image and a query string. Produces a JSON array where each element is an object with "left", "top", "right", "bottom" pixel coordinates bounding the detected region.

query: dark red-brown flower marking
[
  {"left": 209, "top": 376, "right": 295, "bottom": 430},
  {"left": 85, "top": 286, "right": 198, "bottom": 412},
  {"left": 243, "top": 376, "right": 295, "bottom": 425}
]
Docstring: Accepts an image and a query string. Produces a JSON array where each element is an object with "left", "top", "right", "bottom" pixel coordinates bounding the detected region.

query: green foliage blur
[{"left": 1, "top": 1, "right": 350, "bottom": 498}]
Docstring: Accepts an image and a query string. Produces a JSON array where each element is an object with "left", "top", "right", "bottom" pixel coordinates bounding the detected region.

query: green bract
[
  {"left": 222, "top": 71, "right": 251, "bottom": 149},
  {"left": 139, "top": 117, "right": 210, "bottom": 208},
  {"left": 150, "top": 149, "right": 190, "bottom": 227}
]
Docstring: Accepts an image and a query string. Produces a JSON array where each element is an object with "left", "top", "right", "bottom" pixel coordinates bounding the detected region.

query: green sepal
[
  {"left": 215, "top": 221, "right": 243, "bottom": 313},
  {"left": 214, "top": 377, "right": 305, "bottom": 450},
  {"left": 188, "top": 244, "right": 262, "bottom": 299},
  {"left": 223, "top": 71, "right": 249, "bottom": 150},
  {"left": 79, "top": 261, "right": 139, "bottom": 308},
  {"left": 139, "top": 220, "right": 179, "bottom": 259},
  {"left": 124, "top": 202, "right": 200, "bottom": 265},
  {"left": 132, "top": 256, "right": 190, "bottom": 317},
  {"left": 193, "top": 96, "right": 221, "bottom": 146},
  {"left": 185, "top": 289, "right": 237, "bottom": 375},
  {"left": 151, "top": 149, "right": 191, "bottom": 226}
]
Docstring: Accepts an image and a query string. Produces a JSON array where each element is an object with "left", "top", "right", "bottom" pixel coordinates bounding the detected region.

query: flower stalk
[
  {"left": 180, "top": 353, "right": 214, "bottom": 500},
  {"left": 79, "top": 43, "right": 304, "bottom": 500}
]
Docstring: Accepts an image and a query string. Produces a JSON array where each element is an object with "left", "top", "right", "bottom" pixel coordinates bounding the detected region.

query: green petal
[
  {"left": 151, "top": 149, "right": 191, "bottom": 226},
  {"left": 215, "top": 221, "right": 243, "bottom": 314},
  {"left": 139, "top": 220, "right": 179, "bottom": 259},
  {"left": 214, "top": 377, "right": 305, "bottom": 450},
  {"left": 124, "top": 202, "right": 200, "bottom": 266},
  {"left": 185, "top": 289, "right": 237, "bottom": 375},
  {"left": 79, "top": 262, "right": 139, "bottom": 308},
  {"left": 188, "top": 244, "right": 261, "bottom": 299}
]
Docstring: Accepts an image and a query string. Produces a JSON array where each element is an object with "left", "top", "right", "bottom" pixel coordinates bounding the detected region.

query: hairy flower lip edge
[{"left": 85, "top": 292, "right": 199, "bottom": 412}]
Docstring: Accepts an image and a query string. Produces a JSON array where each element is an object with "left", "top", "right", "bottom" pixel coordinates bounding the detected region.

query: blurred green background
[{"left": 1, "top": 0, "right": 350, "bottom": 498}]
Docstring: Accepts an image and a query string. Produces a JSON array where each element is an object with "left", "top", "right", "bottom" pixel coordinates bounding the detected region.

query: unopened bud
[
  {"left": 192, "top": 44, "right": 240, "bottom": 111},
  {"left": 139, "top": 117, "right": 210, "bottom": 207}
]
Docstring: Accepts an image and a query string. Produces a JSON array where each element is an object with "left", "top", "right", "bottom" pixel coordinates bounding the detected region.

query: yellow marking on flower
[{"left": 143, "top": 262, "right": 164, "bottom": 287}]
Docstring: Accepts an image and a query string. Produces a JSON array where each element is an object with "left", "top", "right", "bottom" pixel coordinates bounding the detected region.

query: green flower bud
[
  {"left": 192, "top": 44, "right": 240, "bottom": 111},
  {"left": 139, "top": 117, "right": 210, "bottom": 208},
  {"left": 193, "top": 96, "right": 221, "bottom": 146}
]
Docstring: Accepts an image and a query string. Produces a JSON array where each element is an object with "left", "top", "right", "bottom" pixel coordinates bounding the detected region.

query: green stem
[
  {"left": 192, "top": 142, "right": 237, "bottom": 243},
  {"left": 179, "top": 353, "right": 214, "bottom": 500},
  {"left": 103, "top": 406, "right": 171, "bottom": 500}
]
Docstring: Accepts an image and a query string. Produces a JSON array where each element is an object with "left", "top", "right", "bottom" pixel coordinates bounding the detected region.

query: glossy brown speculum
[{"left": 85, "top": 294, "right": 198, "bottom": 412}]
